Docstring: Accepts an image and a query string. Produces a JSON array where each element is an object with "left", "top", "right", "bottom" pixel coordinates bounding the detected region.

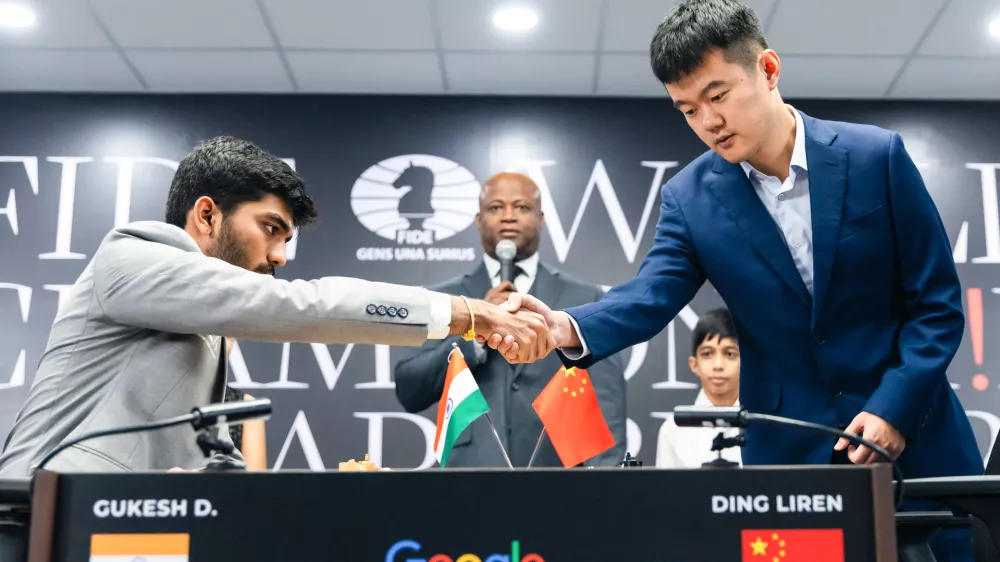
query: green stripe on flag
[{"left": 438, "top": 390, "right": 490, "bottom": 467}]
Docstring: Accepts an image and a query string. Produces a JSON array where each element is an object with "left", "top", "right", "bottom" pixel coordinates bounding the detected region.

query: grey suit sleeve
[
  {"left": 92, "top": 232, "right": 450, "bottom": 347},
  {"left": 394, "top": 336, "right": 486, "bottom": 413}
]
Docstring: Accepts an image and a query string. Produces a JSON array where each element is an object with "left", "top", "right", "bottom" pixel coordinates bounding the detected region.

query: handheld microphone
[
  {"left": 36, "top": 399, "right": 272, "bottom": 471},
  {"left": 673, "top": 406, "right": 905, "bottom": 508},
  {"left": 496, "top": 240, "right": 517, "bottom": 284}
]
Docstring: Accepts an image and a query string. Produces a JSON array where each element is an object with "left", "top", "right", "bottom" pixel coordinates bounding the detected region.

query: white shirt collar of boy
[
  {"left": 482, "top": 251, "right": 539, "bottom": 295},
  {"left": 694, "top": 389, "right": 740, "bottom": 408}
]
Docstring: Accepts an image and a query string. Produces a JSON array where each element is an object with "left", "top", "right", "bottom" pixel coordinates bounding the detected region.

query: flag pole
[
  {"left": 484, "top": 412, "right": 515, "bottom": 470},
  {"left": 526, "top": 428, "right": 547, "bottom": 469}
]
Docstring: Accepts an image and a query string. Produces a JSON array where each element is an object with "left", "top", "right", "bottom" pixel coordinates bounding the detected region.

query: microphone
[
  {"left": 673, "top": 405, "right": 745, "bottom": 428},
  {"left": 191, "top": 399, "right": 272, "bottom": 430},
  {"left": 36, "top": 399, "right": 272, "bottom": 471},
  {"left": 496, "top": 240, "right": 517, "bottom": 284},
  {"left": 673, "top": 406, "right": 905, "bottom": 508}
]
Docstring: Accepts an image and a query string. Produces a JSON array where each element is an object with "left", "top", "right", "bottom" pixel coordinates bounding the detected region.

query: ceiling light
[
  {"left": 493, "top": 6, "right": 538, "bottom": 31},
  {"left": 0, "top": 3, "right": 35, "bottom": 29},
  {"left": 989, "top": 16, "right": 1000, "bottom": 40}
]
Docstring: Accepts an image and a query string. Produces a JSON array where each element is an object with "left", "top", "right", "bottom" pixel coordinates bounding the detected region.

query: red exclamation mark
[{"left": 969, "top": 288, "right": 988, "bottom": 391}]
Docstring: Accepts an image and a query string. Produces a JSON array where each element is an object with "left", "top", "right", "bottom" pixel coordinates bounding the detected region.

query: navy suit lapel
[
  {"left": 708, "top": 155, "right": 812, "bottom": 304},
  {"left": 803, "top": 115, "right": 849, "bottom": 328},
  {"left": 512, "top": 264, "right": 565, "bottom": 382}
]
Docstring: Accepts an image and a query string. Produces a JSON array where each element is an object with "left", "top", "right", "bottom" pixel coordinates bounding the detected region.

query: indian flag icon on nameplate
[{"left": 90, "top": 533, "right": 189, "bottom": 562}]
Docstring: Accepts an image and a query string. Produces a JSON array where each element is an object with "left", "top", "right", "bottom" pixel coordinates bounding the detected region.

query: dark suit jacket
[
  {"left": 394, "top": 261, "right": 627, "bottom": 467},
  {"left": 563, "top": 111, "right": 982, "bottom": 479}
]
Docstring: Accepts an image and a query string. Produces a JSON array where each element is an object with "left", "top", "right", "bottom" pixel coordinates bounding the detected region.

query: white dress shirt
[
  {"left": 739, "top": 105, "right": 814, "bottom": 294},
  {"left": 655, "top": 390, "right": 742, "bottom": 468},
  {"left": 563, "top": 105, "right": 813, "bottom": 358},
  {"left": 482, "top": 251, "right": 539, "bottom": 294}
]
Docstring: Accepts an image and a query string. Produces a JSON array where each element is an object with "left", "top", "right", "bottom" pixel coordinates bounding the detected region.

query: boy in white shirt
[{"left": 656, "top": 308, "right": 742, "bottom": 468}]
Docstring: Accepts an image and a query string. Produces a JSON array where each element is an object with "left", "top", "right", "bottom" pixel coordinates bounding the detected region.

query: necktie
[{"left": 498, "top": 264, "right": 524, "bottom": 286}]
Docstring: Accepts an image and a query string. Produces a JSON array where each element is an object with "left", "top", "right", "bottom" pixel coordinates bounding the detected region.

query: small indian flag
[
  {"left": 90, "top": 533, "right": 189, "bottom": 562},
  {"left": 433, "top": 345, "right": 490, "bottom": 467}
]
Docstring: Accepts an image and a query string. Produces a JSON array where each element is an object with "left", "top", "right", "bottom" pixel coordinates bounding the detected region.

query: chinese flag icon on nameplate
[{"left": 741, "top": 529, "right": 844, "bottom": 562}]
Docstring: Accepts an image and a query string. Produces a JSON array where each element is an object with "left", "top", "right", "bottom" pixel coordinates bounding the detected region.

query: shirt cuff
[
  {"left": 427, "top": 291, "right": 452, "bottom": 339},
  {"left": 559, "top": 312, "right": 591, "bottom": 360}
]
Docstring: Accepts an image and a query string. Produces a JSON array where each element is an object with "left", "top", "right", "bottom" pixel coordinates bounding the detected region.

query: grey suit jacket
[
  {"left": 0, "top": 221, "right": 449, "bottom": 476},
  {"left": 394, "top": 262, "right": 627, "bottom": 468}
]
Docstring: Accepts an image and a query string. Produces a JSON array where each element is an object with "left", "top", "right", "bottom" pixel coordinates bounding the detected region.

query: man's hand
[
  {"left": 504, "top": 293, "right": 581, "bottom": 349},
  {"left": 484, "top": 281, "right": 517, "bottom": 306},
  {"left": 833, "top": 412, "right": 906, "bottom": 464},
  {"left": 477, "top": 306, "right": 555, "bottom": 364},
  {"left": 448, "top": 296, "right": 554, "bottom": 363}
]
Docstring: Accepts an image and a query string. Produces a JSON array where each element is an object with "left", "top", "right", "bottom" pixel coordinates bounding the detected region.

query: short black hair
[
  {"left": 650, "top": 0, "right": 768, "bottom": 85},
  {"left": 165, "top": 136, "right": 318, "bottom": 230},
  {"left": 692, "top": 307, "right": 738, "bottom": 356}
]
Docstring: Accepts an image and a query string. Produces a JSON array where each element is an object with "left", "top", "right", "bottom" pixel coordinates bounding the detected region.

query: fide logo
[{"left": 352, "top": 155, "right": 480, "bottom": 242}]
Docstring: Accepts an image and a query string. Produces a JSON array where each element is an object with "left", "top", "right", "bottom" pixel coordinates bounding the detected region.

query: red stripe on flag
[{"left": 741, "top": 529, "right": 844, "bottom": 562}]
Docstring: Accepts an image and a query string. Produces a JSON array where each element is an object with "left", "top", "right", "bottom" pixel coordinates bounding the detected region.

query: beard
[{"left": 210, "top": 220, "right": 274, "bottom": 276}]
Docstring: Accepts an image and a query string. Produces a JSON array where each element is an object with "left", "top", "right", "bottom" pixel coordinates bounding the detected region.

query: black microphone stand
[
  {"left": 701, "top": 431, "right": 746, "bottom": 469},
  {"left": 35, "top": 399, "right": 272, "bottom": 472},
  {"left": 196, "top": 430, "right": 243, "bottom": 472},
  {"left": 674, "top": 406, "right": 906, "bottom": 509}
]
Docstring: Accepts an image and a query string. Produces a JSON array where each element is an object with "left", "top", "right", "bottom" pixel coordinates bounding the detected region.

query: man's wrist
[
  {"left": 448, "top": 296, "right": 470, "bottom": 336},
  {"left": 555, "top": 311, "right": 581, "bottom": 348},
  {"left": 448, "top": 296, "right": 493, "bottom": 337}
]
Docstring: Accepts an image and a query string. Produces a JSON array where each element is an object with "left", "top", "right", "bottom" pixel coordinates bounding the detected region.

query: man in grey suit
[
  {"left": 394, "top": 172, "right": 627, "bottom": 467},
  {"left": 0, "top": 137, "right": 552, "bottom": 480}
]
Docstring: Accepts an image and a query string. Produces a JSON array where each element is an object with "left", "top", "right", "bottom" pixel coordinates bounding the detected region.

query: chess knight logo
[{"left": 351, "top": 154, "right": 481, "bottom": 246}]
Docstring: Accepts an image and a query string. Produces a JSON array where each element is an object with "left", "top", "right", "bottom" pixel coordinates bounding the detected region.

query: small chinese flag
[
  {"left": 741, "top": 529, "right": 844, "bottom": 562},
  {"left": 532, "top": 366, "right": 616, "bottom": 468}
]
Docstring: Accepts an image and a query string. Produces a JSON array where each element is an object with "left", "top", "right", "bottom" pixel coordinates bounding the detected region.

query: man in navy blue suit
[{"left": 501, "top": 0, "right": 983, "bottom": 558}]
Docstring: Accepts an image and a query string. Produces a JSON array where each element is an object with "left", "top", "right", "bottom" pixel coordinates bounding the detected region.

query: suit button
[
  {"left": 511, "top": 383, "right": 520, "bottom": 391},
  {"left": 398, "top": 308, "right": 409, "bottom": 319},
  {"left": 815, "top": 335, "right": 826, "bottom": 346},
  {"left": 387, "top": 306, "right": 398, "bottom": 317},
  {"left": 366, "top": 304, "right": 377, "bottom": 315},
  {"left": 376, "top": 305, "right": 387, "bottom": 316}
]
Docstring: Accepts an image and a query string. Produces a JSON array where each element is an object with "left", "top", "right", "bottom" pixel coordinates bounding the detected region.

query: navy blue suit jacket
[{"left": 565, "top": 111, "right": 982, "bottom": 478}]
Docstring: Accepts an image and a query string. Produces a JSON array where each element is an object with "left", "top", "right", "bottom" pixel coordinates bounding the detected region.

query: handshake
[{"left": 448, "top": 293, "right": 581, "bottom": 364}]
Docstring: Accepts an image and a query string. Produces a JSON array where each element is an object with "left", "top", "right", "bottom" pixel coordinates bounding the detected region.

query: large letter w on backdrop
[{"left": 524, "top": 160, "right": 678, "bottom": 263}]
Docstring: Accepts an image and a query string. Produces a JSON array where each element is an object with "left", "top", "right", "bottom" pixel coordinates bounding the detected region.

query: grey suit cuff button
[
  {"left": 366, "top": 304, "right": 377, "bottom": 315},
  {"left": 398, "top": 308, "right": 409, "bottom": 319},
  {"left": 376, "top": 305, "right": 388, "bottom": 316},
  {"left": 387, "top": 306, "right": 398, "bottom": 317}
]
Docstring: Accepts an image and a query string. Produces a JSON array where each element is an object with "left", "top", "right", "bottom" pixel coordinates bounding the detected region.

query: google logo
[{"left": 385, "top": 539, "right": 545, "bottom": 562}]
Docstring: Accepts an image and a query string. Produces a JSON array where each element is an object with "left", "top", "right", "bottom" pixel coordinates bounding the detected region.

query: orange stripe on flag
[
  {"left": 90, "top": 534, "right": 189, "bottom": 556},
  {"left": 433, "top": 347, "right": 467, "bottom": 451}
]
